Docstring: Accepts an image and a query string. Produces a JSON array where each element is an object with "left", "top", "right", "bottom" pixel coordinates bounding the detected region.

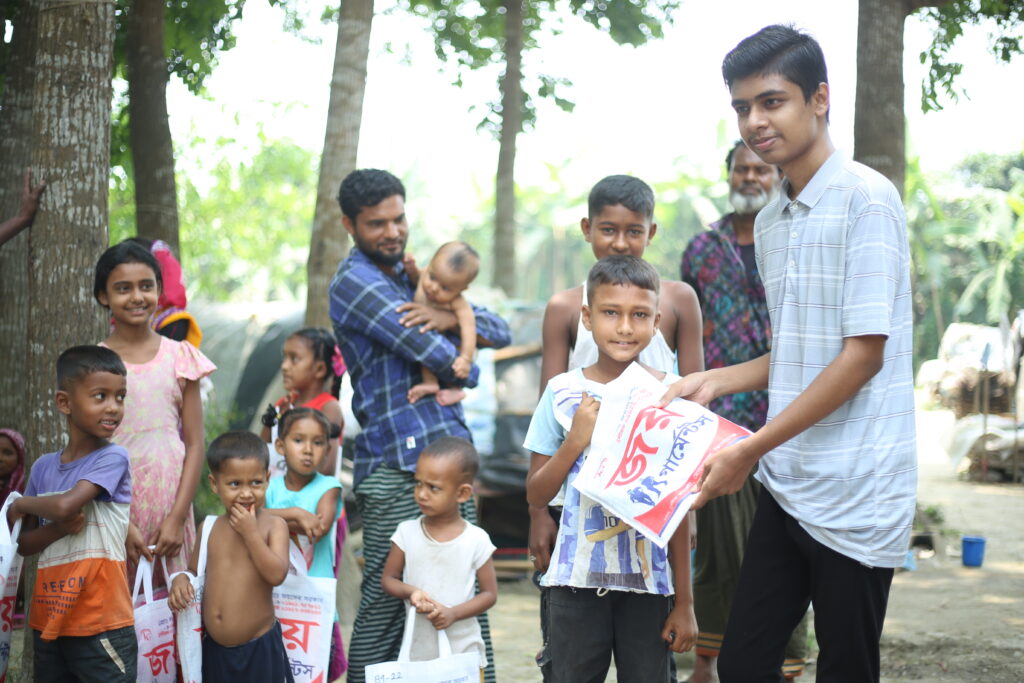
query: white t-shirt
[{"left": 391, "top": 518, "right": 496, "bottom": 667}]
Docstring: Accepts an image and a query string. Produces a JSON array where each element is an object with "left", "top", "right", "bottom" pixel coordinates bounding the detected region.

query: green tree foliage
[
  {"left": 404, "top": 0, "right": 678, "bottom": 133},
  {"left": 918, "top": 0, "right": 1024, "bottom": 111},
  {"left": 956, "top": 151, "right": 1024, "bottom": 191},
  {"left": 111, "top": 134, "right": 317, "bottom": 302},
  {"left": 905, "top": 157, "right": 1024, "bottom": 367},
  {"left": 110, "top": 0, "right": 246, "bottom": 170}
]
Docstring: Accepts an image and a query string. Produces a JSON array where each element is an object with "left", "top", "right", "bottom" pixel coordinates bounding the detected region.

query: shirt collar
[{"left": 782, "top": 149, "right": 845, "bottom": 210}]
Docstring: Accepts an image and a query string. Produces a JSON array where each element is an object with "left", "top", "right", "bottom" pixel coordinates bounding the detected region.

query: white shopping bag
[
  {"left": 0, "top": 493, "right": 24, "bottom": 683},
  {"left": 364, "top": 605, "right": 479, "bottom": 683},
  {"left": 134, "top": 554, "right": 176, "bottom": 683},
  {"left": 573, "top": 363, "right": 751, "bottom": 547},
  {"left": 175, "top": 515, "right": 216, "bottom": 683},
  {"left": 274, "top": 544, "right": 336, "bottom": 683}
]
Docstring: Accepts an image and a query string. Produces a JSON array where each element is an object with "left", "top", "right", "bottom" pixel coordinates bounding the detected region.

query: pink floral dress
[{"left": 106, "top": 336, "right": 215, "bottom": 584}]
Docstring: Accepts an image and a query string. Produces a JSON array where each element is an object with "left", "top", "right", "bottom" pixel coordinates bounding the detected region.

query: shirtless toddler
[
  {"left": 405, "top": 240, "right": 480, "bottom": 405},
  {"left": 169, "top": 431, "right": 293, "bottom": 682}
]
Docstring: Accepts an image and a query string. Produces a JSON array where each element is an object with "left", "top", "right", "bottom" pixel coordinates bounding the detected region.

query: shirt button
[
  {"left": 791, "top": 231, "right": 797, "bottom": 238},
  {"left": 789, "top": 260, "right": 796, "bottom": 268}
]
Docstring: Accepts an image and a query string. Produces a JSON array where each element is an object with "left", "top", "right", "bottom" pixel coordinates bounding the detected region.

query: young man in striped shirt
[{"left": 661, "top": 24, "right": 916, "bottom": 682}]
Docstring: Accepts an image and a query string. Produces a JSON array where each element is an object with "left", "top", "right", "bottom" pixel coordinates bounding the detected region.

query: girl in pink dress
[{"left": 94, "top": 241, "right": 215, "bottom": 586}]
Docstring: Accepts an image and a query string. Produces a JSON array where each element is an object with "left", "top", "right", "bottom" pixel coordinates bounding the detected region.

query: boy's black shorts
[
  {"left": 33, "top": 624, "right": 137, "bottom": 683},
  {"left": 202, "top": 619, "right": 296, "bottom": 683}
]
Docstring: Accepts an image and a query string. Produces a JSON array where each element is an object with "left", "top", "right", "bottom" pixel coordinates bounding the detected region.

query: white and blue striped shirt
[{"left": 754, "top": 151, "right": 916, "bottom": 568}]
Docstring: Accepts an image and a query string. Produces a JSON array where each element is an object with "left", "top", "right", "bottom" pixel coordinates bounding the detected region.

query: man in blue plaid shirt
[{"left": 329, "top": 169, "right": 510, "bottom": 683}]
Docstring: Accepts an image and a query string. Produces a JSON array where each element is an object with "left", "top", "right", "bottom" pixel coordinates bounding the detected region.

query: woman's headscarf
[{"left": 0, "top": 428, "right": 26, "bottom": 503}]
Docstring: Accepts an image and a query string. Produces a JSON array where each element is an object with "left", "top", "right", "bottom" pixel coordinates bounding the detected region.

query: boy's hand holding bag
[
  {"left": 172, "top": 515, "right": 216, "bottom": 683},
  {"left": 364, "top": 605, "right": 478, "bottom": 683}
]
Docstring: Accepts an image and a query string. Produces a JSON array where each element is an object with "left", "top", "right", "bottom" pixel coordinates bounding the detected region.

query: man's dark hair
[
  {"left": 57, "top": 345, "right": 127, "bottom": 391},
  {"left": 421, "top": 436, "right": 479, "bottom": 484},
  {"left": 337, "top": 169, "right": 406, "bottom": 223},
  {"left": 722, "top": 24, "right": 828, "bottom": 104},
  {"left": 587, "top": 175, "right": 655, "bottom": 221},
  {"left": 93, "top": 240, "right": 163, "bottom": 303},
  {"left": 586, "top": 254, "right": 660, "bottom": 302},
  {"left": 207, "top": 430, "right": 269, "bottom": 473}
]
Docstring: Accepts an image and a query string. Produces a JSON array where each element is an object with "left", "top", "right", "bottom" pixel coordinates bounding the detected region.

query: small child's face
[
  {"left": 413, "top": 454, "right": 471, "bottom": 519},
  {"left": 57, "top": 371, "right": 127, "bottom": 441},
  {"left": 582, "top": 283, "right": 660, "bottom": 365},
  {"left": 96, "top": 262, "right": 160, "bottom": 327},
  {"left": 275, "top": 417, "right": 328, "bottom": 478},
  {"left": 209, "top": 457, "right": 270, "bottom": 513},
  {"left": 421, "top": 257, "right": 471, "bottom": 306},
  {"left": 582, "top": 204, "right": 656, "bottom": 261},
  {"left": 0, "top": 436, "right": 18, "bottom": 478},
  {"left": 281, "top": 336, "right": 324, "bottom": 393}
]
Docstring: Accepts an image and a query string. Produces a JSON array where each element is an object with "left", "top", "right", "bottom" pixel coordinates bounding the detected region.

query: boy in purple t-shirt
[{"left": 8, "top": 345, "right": 135, "bottom": 682}]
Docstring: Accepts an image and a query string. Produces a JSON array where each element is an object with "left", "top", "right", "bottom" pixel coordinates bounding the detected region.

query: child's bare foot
[
  {"left": 408, "top": 382, "right": 440, "bottom": 404},
  {"left": 435, "top": 388, "right": 466, "bottom": 406}
]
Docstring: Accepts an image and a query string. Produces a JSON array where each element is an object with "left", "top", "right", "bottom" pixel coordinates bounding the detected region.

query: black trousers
[
  {"left": 719, "top": 488, "right": 894, "bottom": 683},
  {"left": 547, "top": 586, "right": 673, "bottom": 683}
]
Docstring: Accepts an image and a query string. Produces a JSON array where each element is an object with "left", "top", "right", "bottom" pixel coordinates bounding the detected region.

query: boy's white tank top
[{"left": 568, "top": 282, "right": 677, "bottom": 373}]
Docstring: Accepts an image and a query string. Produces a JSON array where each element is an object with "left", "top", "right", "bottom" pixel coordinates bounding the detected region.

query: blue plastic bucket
[{"left": 962, "top": 535, "right": 986, "bottom": 567}]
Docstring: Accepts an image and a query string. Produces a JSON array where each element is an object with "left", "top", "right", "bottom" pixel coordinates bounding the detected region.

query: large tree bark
[
  {"left": 0, "top": 0, "right": 39, "bottom": 433},
  {"left": 20, "top": 0, "right": 114, "bottom": 674},
  {"left": 492, "top": 0, "right": 522, "bottom": 297},
  {"left": 853, "top": 0, "right": 944, "bottom": 197},
  {"left": 305, "top": 0, "right": 374, "bottom": 329},
  {"left": 126, "top": 0, "right": 180, "bottom": 253}
]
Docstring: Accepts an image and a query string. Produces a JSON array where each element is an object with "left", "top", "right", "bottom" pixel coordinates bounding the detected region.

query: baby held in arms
[{"left": 404, "top": 241, "right": 480, "bottom": 406}]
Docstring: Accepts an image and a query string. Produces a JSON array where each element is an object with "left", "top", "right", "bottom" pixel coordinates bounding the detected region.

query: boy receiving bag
[
  {"left": 168, "top": 431, "right": 293, "bottom": 683},
  {"left": 525, "top": 256, "right": 697, "bottom": 682},
  {"left": 381, "top": 436, "right": 497, "bottom": 677},
  {"left": 8, "top": 346, "right": 136, "bottom": 681}
]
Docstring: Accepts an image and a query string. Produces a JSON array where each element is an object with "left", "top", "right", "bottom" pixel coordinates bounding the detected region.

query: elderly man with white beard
[{"left": 680, "top": 141, "right": 809, "bottom": 683}]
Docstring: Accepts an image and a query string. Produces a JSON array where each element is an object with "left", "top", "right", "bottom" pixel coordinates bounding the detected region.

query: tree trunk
[
  {"left": 492, "top": 0, "right": 523, "bottom": 297},
  {"left": 126, "top": 0, "right": 180, "bottom": 253},
  {"left": 0, "top": 0, "right": 39, "bottom": 434},
  {"left": 305, "top": 0, "right": 374, "bottom": 329},
  {"left": 21, "top": 0, "right": 114, "bottom": 673}
]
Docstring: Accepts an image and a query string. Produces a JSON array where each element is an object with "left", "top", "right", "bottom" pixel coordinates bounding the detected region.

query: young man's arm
[
  {"left": 684, "top": 336, "right": 885, "bottom": 508},
  {"left": 450, "top": 296, "right": 477, "bottom": 379},
  {"left": 664, "top": 280, "right": 704, "bottom": 376},
  {"left": 423, "top": 558, "right": 497, "bottom": 630},
  {"left": 229, "top": 506, "right": 290, "bottom": 586}
]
